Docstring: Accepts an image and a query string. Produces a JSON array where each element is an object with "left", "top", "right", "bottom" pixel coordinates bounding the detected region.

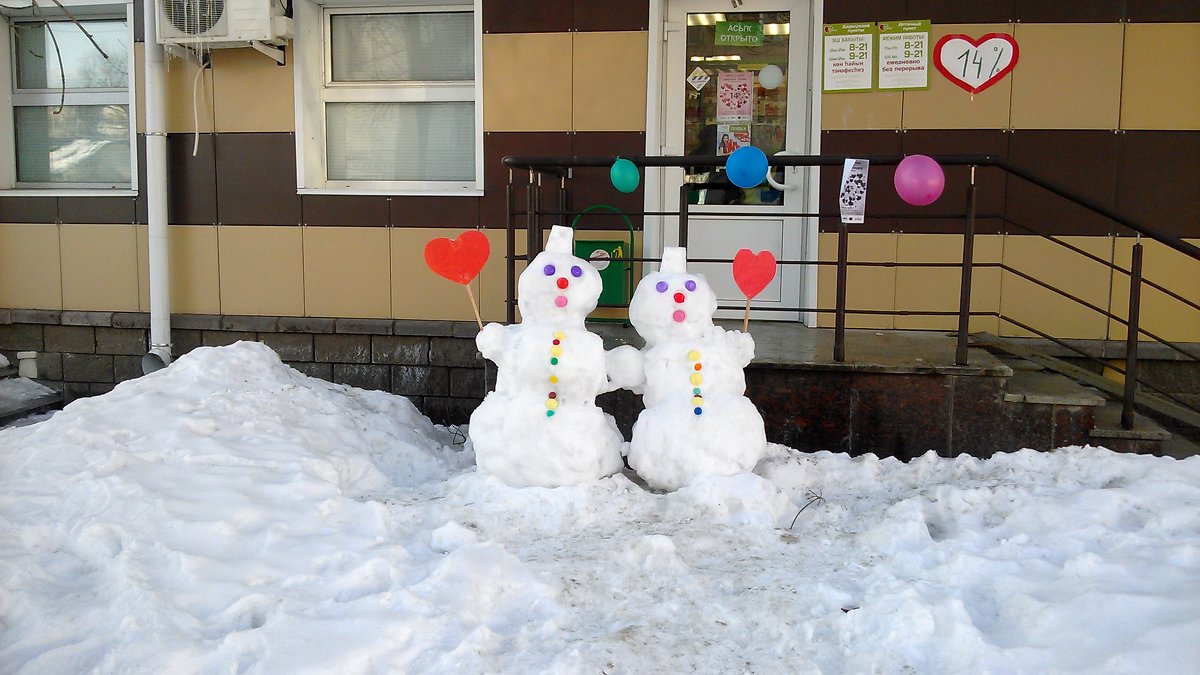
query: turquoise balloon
[
  {"left": 610, "top": 158, "right": 640, "bottom": 193},
  {"left": 726, "top": 146, "right": 769, "bottom": 188}
]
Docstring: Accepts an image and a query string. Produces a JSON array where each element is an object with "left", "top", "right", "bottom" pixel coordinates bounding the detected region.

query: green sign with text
[{"left": 715, "top": 21, "right": 763, "bottom": 47}]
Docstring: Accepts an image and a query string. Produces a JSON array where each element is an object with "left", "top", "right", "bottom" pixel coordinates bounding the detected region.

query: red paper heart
[
  {"left": 732, "top": 249, "right": 777, "bottom": 299},
  {"left": 934, "top": 33, "right": 1020, "bottom": 95},
  {"left": 424, "top": 231, "right": 490, "bottom": 285}
]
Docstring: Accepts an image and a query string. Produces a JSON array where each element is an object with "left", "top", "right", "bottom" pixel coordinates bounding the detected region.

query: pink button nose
[{"left": 557, "top": 277, "right": 569, "bottom": 289}]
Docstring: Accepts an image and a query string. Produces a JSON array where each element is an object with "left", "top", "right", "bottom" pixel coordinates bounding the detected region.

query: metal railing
[{"left": 502, "top": 153, "right": 1200, "bottom": 430}]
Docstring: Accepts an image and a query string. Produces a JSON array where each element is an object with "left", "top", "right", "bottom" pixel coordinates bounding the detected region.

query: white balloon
[{"left": 758, "top": 64, "right": 784, "bottom": 90}]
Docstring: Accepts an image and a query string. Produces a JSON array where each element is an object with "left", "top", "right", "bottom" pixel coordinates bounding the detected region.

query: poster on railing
[
  {"left": 839, "top": 158, "right": 870, "bottom": 224},
  {"left": 877, "top": 20, "right": 930, "bottom": 90},
  {"left": 823, "top": 23, "right": 875, "bottom": 93}
]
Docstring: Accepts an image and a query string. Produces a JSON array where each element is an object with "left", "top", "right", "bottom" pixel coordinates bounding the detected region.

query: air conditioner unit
[{"left": 156, "top": 0, "right": 293, "bottom": 48}]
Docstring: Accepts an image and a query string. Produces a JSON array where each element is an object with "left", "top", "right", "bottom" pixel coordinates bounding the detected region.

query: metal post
[
  {"left": 955, "top": 166, "right": 978, "bottom": 366},
  {"left": 834, "top": 218, "right": 849, "bottom": 362},
  {"left": 505, "top": 169, "right": 516, "bottom": 324},
  {"left": 678, "top": 184, "right": 691, "bottom": 249},
  {"left": 525, "top": 171, "right": 538, "bottom": 264},
  {"left": 1122, "top": 240, "right": 1144, "bottom": 429},
  {"left": 558, "top": 175, "right": 568, "bottom": 228}
]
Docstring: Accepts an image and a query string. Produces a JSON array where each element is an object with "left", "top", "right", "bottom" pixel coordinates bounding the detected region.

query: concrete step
[
  {"left": 1089, "top": 402, "right": 1176, "bottom": 456},
  {"left": 1003, "top": 366, "right": 1107, "bottom": 407},
  {"left": 0, "top": 377, "right": 64, "bottom": 427}
]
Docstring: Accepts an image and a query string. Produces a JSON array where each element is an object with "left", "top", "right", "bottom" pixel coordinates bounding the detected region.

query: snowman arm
[
  {"left": 475, "top": 322, "right": 508, "bottom": 365},
  {"left": 727, "top": 329, "right": 756, "bottom": 367},
  {"left": 604, "top": 344, "right": 645, "bottom": 394}
]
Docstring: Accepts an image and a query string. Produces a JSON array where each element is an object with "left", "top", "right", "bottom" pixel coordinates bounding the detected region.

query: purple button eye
[
  {"left": 655, "top": 281, "right": 668, "bottom": 293},
  {"left": 571, "top": 265, "right": 583, "bottom": 278},
  {"left": 685, "top": 279, "right": 697, "bottom": 292},
  {"left": 543, "top": 264, "right": 556, "bottom": 276}
]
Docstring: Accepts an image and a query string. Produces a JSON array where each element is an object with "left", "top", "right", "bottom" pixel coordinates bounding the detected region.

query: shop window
[
  {"left": 295, "top": 0, "right": 482, "bottom": 195},
  {"left": 1, "top": 10, "right": 135, "bottom": 191}
]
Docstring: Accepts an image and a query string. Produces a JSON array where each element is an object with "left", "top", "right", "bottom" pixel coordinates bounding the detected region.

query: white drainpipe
[{"left": 141, "top": 0, "right": 172, "bottom": 373}]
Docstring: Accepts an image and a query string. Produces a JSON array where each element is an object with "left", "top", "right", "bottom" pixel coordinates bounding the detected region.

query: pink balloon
[{"left": 894, "top": 154, "right": 945, "bottom": 206}]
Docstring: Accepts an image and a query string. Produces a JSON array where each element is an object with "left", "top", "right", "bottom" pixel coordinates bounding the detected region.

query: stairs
[{"left": 0, "top": 364, "right": 64, "bottom": 427}]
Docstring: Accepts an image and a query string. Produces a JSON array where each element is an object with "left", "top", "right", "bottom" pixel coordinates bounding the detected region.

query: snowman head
[
  {"left": 517, "top": 225, "right": 604, "bottom": 325},
  {"left": 629, "top": 247, "right": 717, "bottom": 345}
]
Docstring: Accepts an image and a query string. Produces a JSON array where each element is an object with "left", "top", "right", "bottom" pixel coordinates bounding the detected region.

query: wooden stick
[
  {"left": 465, "top": 283, "right": 483, "bottom": 330},
  {"left": 743, "top": 298, "right": 751, "bottom": 332}
]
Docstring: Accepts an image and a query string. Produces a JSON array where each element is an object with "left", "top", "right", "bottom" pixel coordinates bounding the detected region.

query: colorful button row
[
  {"left": 689, "top": 349, "right": 703, "bottom": 415},
  {"left": 547, "top": 332, "right": 565, "bottom": 417}
]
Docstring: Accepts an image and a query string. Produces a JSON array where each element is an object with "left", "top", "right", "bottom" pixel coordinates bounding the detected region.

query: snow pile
[
  {"left": 0, "top": 353, "right": 9, "bottom": 368},
  {"left": 2, "top": 342, "right": 1200, "bottom": 673}
]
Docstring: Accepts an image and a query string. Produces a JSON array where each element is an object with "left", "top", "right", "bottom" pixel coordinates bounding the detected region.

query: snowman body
[
  {"left": 627, "top": 248, "right": 767, "bottom": 491},
  {"left": 469, "top": 227, "right": 624, "bottom": 487}
]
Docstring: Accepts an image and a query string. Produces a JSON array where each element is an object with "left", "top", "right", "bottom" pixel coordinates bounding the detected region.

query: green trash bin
[{"left": 570, "top": 205, "right": 635, "bottom": 318}]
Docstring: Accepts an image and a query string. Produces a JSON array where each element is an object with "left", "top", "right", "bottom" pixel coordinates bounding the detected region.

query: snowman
[
  {"left": 626, "top": 247, "right": 767, "bottom": 491},
  {"left": 469, "top": 225, "right": 627, "bottom": 487}
]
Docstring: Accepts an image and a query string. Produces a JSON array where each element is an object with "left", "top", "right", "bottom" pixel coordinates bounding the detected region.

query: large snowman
[
  {"left": 626, "top": 247, "right": 767, "bottom": 491},
  {"left": 469, "top": 225, "right": 626, "bottom": 487}
]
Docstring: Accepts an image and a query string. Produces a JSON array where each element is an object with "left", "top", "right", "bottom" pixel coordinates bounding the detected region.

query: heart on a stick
[
  {"left": 733, "top": 249, "right": 777, "bottom": 299},
  {"left": 934, "top": 33, "right": 1019, "bottom": 94},
  {"left": 424, "top": 230, "right": 490, "bottom": 285}
]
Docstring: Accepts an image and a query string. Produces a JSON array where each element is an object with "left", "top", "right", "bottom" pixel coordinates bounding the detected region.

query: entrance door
[{"left": 651, "top": 0, "right": 819, "bottom": 323}]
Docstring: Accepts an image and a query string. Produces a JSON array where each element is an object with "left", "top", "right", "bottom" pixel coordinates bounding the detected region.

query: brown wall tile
[
  {"left": 483, "top": 0, "right": 572, "bottom": 33},
  {"left": 1125, "top": 1, "right": 1200, "bottom": 22},
  {"left": 391, "top": 197, "right": 481, "bottom": 228},
  {"left": 569, "top": 132, "right": 646, "bottom": 231},
  {"left": 59, "top": 198, "right": 136, "bottom": 225},
  {"left": 819, "top": 130, "right": 902, "bottom": 233},
  {"left": 823, "top": 0, "right": 906, "bottom": 24},
  {"left": 214, "top": 133, "right": 301, "bottom": 226},
  {"left": 1116, "top": 131, "right": 1200, "bottom": 239},
  {"left": 168, "top": 133, "right": 217, "bottom": 225},
  {"left": 900, "top": 129, "right": 1009, "bottom": 234},
  {"left": 302, "top": 195, "right": 390, "bottom": 227},
  {"left": 0, "top": 197, "right": 57, "bottom": 224},
  {"left": 574, "top": 0, "right": 648, "bottom": 31},
  {"left": 906, "top": 0, "right": 1016, "bottom": 23},
  {"left": 482, "top": 131, "right": 573, "bottom": 226},
  {"left": 1006, "top": 130, "right": 1117, "bottom": 237}
]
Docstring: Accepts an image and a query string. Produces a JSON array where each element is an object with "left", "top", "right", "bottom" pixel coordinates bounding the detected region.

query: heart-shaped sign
[
  {"left": 934, "top": 33, "right": 1019, "bottom": 94},
  {"left": 424, "top": 230, "right": 490, "bottom": 285},
  {"left": 732, "top": 249, "right": 777, "bottom": 299}
]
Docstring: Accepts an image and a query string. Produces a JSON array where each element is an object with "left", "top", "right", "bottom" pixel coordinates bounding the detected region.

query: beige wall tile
[
  {"left": 1010, "top": 23, "right": 1123, "bottom": 130},
  {"left": 902, "top": 24, "right": 1014, "bottom": 130},
  {"left": 999, "top": 235, "right": 1113, "bottom": 340},
  {"left": 136, "top": 225, "right": 149, "bottom": 312},
  {"left": 303, "top": 227, "right": 390, "bottom": 318},
  {"left": 816, "top": 232, "right": 897, "bottom": 329},
  {"left": 169, "top": 225, "right": 221, "bottom": 315},
  {"left": 60, "top": 224, "right": 140, "bottom": 311},
  {"left": 162, "top": 51, "right": 215, "bottom": 134},
  {"left": 893, "top": 233, "right": 1002, "bottom": 333},
  {"left": 1109, "top": 238, "right": 1200, "bottom": 343},
  {"left": 392, "top": 228, "right": 483, "bottom": 321},
  {"left": 572, "top": 32, "right": 648, "bottom": 131},
  {"left": 0, "top": 224, "right": 61, "bottom": 310},
  {"left": 1121, "top": 24, "right": 1200, "bottom": 130},
  {"left": 483, "top": 32, "right": 573, "bottom": 131},
  {"left": 212, "top": 46, "right": 296, "bottom": 133},
  {"left": 218, "top": 226, "right": 304, "bottom": 316},
  {"left": 821, "top": 91, "right": 903, "bottom": 131}
]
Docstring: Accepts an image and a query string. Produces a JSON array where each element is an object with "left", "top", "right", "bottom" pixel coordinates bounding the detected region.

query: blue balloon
[{"left": 725, "top": 146, "right": 769, "bottom": 188}]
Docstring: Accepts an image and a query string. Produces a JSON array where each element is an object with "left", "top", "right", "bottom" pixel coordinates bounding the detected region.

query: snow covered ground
[{"left": 2, "top": 342, "right": 1198, "bottom": 674}]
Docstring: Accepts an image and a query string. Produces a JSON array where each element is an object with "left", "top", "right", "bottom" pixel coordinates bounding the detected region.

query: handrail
[
  {"left": 503, "top": 152, "right": 1200, "bottom": 431},
  {"left": 503, "top": 153, "right": 1200, "bottom": 263}
]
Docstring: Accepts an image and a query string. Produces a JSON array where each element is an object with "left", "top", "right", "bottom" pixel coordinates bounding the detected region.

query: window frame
[
  {"left": 294, "top": 0, "right": 483, "bottom": 196},
  {"left": 0, "top": 1, "right": 138, "bottom": 195}
]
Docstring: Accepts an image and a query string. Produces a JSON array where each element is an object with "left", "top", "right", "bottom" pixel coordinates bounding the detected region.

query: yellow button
[
  {"left": 550, "top": 345, "right": 563, "bottom": 357},
  {"left": 690, "top": 373, "right": 703, "bottom": 385},
  {"left": 688, "top": 350, "right": 701, "bottom": 361},
  {"left": 546, "top": 399, "right": 559, "bottom": 410},
  {"left": 554, "top": 332, "right": 565, "bottom": 340},
  {"left": 691, "top": 396, "right": 704, "bottom": 406},
  {"left": 549, "top": 375, "right": 558, "bottom": 384}
]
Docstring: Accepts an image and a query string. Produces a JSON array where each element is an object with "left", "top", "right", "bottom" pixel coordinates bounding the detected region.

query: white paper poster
[
  {"left": 823, "top": 23, "right": 875, "bottom": 93},
  {"left": 716, "top": 70, "right": 753, "bottom": 122},
  {"left": 839, "top": 158, "right": 869, "bottom": 224},
  {"left": 878, "top": 20, "right": 929, "bottom": 90}
]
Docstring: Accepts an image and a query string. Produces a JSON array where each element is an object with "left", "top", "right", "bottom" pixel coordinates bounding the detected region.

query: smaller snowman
[
  {"left": 626, "top": 247, "right": 767, "bottom": 491},
  {"left": 469, "top": 226, "right": 626, "bottom": 487}
]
